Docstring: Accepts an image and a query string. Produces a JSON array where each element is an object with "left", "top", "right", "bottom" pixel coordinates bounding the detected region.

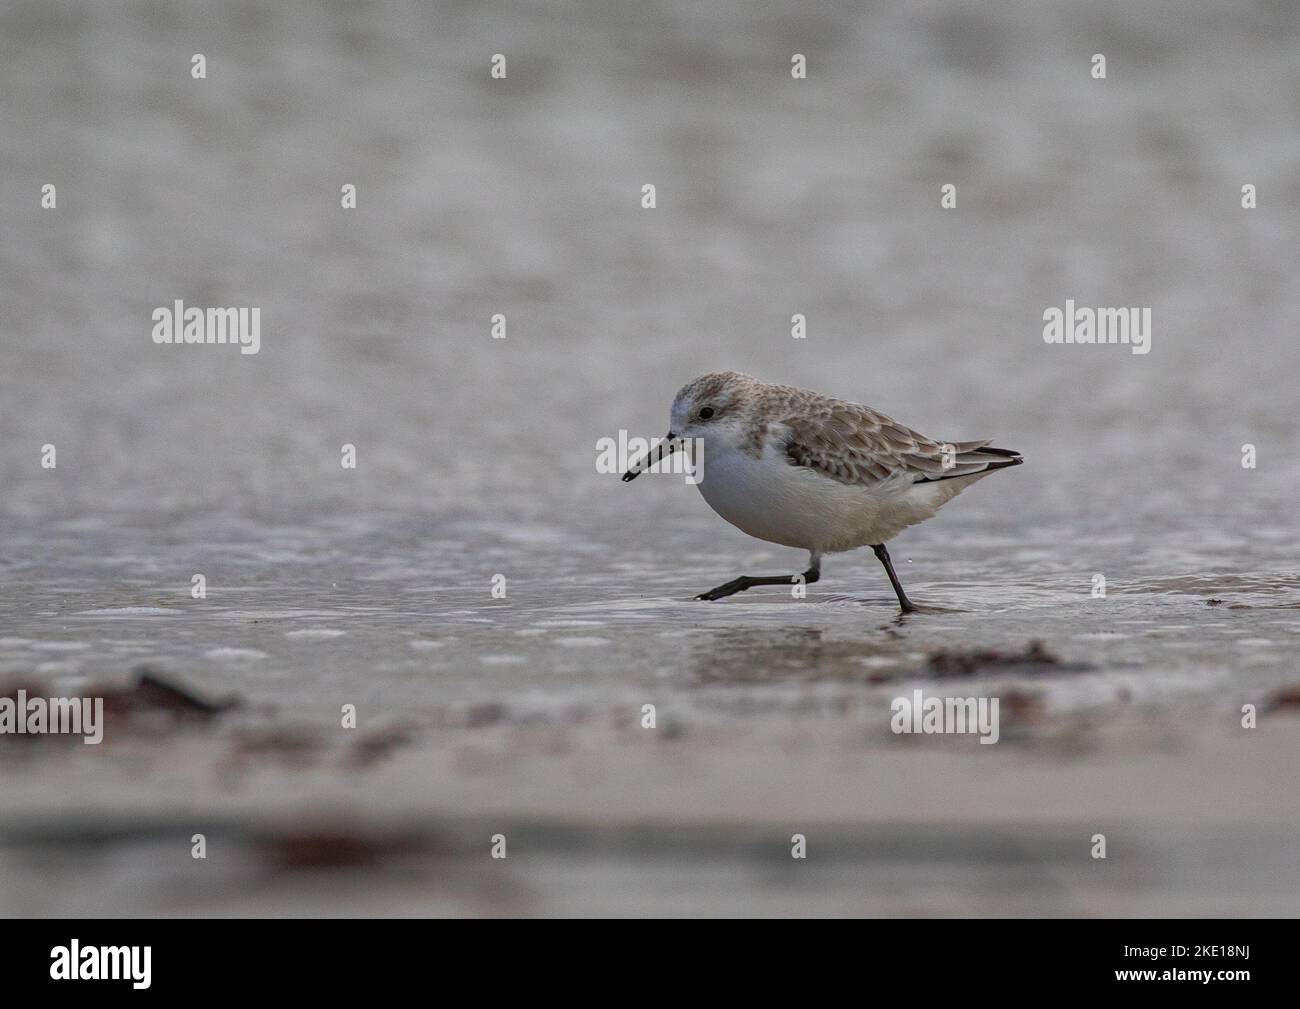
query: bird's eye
[{"left": 698, "top": 406, "right": 715, "bottom": 420}]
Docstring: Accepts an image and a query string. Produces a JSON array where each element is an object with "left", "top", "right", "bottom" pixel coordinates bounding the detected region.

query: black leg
[
  {"left": 696, "top": 560, "right": 820, "bottom": 601},
  {"left": 872, "top": 543, "right": 916, "bottom": 613}
]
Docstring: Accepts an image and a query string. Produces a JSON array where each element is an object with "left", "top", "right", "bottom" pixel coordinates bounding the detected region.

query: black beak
[{"left": 622, "top": 432, "right": 678, "bottom": 482}]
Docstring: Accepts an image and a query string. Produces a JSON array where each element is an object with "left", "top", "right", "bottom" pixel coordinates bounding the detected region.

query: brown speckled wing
[{"left": 782, "top": 402, "right": 991, "bottom": 486}]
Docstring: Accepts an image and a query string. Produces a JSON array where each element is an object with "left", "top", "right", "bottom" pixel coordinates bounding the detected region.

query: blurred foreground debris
[{"left": 924, "top": 640, "right": 1091, "bottom": 678}]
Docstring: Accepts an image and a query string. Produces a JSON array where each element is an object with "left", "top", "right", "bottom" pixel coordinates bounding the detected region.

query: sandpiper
[{"left": 622, "top": 372, "right": 1023, "bottom": 613}]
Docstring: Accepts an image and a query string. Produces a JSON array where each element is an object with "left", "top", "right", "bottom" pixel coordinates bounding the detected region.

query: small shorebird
[{"left": 623, "top": 372, "right": 1022, "bottom": 612}]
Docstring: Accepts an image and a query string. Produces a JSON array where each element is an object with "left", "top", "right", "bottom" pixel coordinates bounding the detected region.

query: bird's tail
[{"left": 914, "top": 441, "right": 1023, "bottom": 483}]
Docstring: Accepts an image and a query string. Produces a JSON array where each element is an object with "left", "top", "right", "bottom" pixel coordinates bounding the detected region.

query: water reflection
[{"left": 688, "top": 626, "right": 906, "bottom": 684}]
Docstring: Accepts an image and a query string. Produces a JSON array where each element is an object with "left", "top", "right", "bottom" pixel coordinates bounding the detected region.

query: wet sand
[
  {"left": 2, "top": 687, "right": 1298, "bottom": 916},
  {"left": 2, "top": 512, "right": 1299, "bottom": 916}
]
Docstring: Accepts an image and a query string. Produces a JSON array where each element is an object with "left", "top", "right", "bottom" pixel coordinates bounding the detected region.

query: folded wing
[{"left": 781, "top": 402, "right": 1022, "bottom": 486}]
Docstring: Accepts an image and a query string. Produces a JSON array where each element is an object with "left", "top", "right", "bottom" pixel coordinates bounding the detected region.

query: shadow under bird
[{"left": 622, "top": 372, "right": 1023, "bottom": 613}]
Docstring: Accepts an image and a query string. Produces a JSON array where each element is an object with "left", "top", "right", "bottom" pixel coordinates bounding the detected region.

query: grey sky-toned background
[{"left": 2, "top": 0, "right": 1297, "bottom": 530}]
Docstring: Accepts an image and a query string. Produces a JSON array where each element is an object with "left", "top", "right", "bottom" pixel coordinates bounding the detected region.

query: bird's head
[
  {"left": 667, "top": 371, "right": 758, "bottom": 444},
  {"left": 622, "top": 371, "right": 761, "bottom": 481}
]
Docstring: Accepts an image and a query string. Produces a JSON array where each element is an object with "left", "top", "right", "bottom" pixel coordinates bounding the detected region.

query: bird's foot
[{"left": 695, "top": 577, "right": 751, "bottom": 601}]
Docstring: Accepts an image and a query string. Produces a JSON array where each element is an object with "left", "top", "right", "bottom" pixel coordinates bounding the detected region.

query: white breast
[{"left": 693, "top": 439, "right": 975, "bottom": 553}]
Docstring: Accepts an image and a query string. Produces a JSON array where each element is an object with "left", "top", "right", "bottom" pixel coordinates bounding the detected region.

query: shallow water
[
  {"left": 2, "top": 0, "right": 1298, "bottom": 915},
  {"left": 4, "top": 510, "right": 1298, "bottom": 723}
]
